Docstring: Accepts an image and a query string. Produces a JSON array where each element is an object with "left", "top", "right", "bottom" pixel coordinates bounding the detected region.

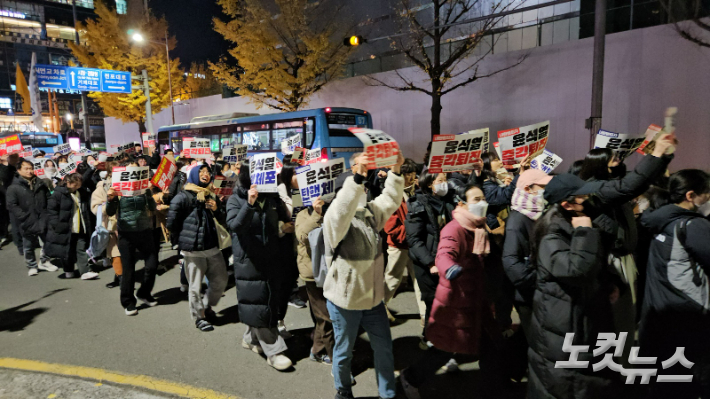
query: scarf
[
  {"left": 510, "top": 188, "right": 546, "bottom": 221},
  {"left": 452, "top": 207, "right": 490, "bottom": 255},
  {"left": 183, "top": 183, "right": 215, "bottom": 202}
]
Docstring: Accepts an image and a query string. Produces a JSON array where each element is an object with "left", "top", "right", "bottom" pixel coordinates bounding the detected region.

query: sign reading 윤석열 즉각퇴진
[
  {"left": 250, "top": 153, "right": 278, "bottom": 193},
  {"left": 427, "top": 128, "right": 489, "bottom": 173},
  {"left": 112, "top": 166, "right": 150, "bottom": 197},
  {"left": 213, "top": 175, "right": 238, "bottom": 197},
  {"left": 350, "top": 128, "right": 399, "bottom": 169},
  {"left": 497, "top": 121, "right": 550, "bottom": 167},
  {"left": 182, "top": 137, "right": 211, "bottom": 159},
  {"left": 296, "top": 158, "right": 346, "bottom": 206},
  {"left": 34, "top": 64, "right": 132, "bottom": 94}
]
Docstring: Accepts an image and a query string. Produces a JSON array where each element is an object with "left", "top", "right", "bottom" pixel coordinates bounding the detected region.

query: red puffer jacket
[{"left": 384, "top": 200, "right": 408, "bottom": 249}]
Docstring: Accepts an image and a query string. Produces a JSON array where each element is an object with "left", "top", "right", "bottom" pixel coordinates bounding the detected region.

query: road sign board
[{"left": 35, "top": 64, "right": 132, "bottom": 94}]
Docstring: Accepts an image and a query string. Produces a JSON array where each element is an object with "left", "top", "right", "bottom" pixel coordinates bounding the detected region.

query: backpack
[
  {"left": 87, "top": 203, "right": 110, "bottom": 262},
  {"left": 675, "top": 217, "right": 704, "bottom": 287}
]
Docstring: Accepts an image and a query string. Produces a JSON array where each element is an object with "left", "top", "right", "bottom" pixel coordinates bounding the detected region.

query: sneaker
[
  {"left": 38, "top": 261, "right": 58, "bottom": 272},
  {"left": 204, "top": 307, "right": 217, "bottom": 322},
  {"left": 196, "top": 319, "right": 214, "bottom": 332},
  {"left": 125, "top": 306, "right": 138, "bottom": 316},
  {"left": 288, "top": 296, "right": 307, "bottom": 308},
  {"left": 28, "top": 268, "right": 38, "bottom": 276},
  {"left": 81, "top": 271, "right": 99, "bottom": 280},
  {"left": 399, "top": 371, "right": 421, "bottom": 399},
  {"left": 335, "top": 391, "right": 355, "bottom": 399},
  {"left": 106, "top": 274, "right": 121, "bottom": 289},
  {"left": 241, "top": 339, "right": 264, "bottom": 355},
  {"left": 266, "top": 353, "right": 292, "bottom": 371},
  {"left": 60, "top": 271, "right": 76, "bottom": 279},
  {"left": 309, "top": 352, "right": 332, "bottom": 365},
  {"left": 277, "top": 320, "right": 292, "bottom": 339},
  {"left": 137, "top": 295, "right": 158, "bottom": 307},
  {"left": 441, "top": 358, "right": 459, "bottom": 373},
  {"left": 418, "top": 337, "right": 433, "bottom": 350}
]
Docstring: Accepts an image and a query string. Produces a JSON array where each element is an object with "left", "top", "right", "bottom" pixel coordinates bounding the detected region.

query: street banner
[
  {"left": 291, "top": 147, "right": 306, "bottom": 163},
  {"left": 142, "top": 133, "right": 156, "bottom": 148},
  {"left": 223, "top": 145, "right": 247, "bottom": 163},
  {"left": 53, "top": 143, "right": 72, "bottom": 155},
  {"left": 593, "top": 130, "right": 645, "bottom": 160},
  {"left": 281, "top": 134, "right": 301, "bottom": 155},
  {"left": 112, "top": 166, "right": 150, "bottom": 197},
  {"left": 19, "top": 146, "right": 33, "bottom": 158},
  {"left": 213, "top": 175, "right": 237, "bottom": 197},
  {"left": 427, "top": 128, "right": 489, "bottom": 173},
  {"left": 636, "top": 124, "right": 662, "bottom": 155},
  {"left": 296, "top": 158, "right": 346, "bottom": 206},
  {"left": 250, "top": 153, "right": 278, "bottom": 193},
  {"left": 4, "top": 134, "right": 22, "bottom": 155},
  {"left": 32, "top": 148, "right": 43, "bottom": 157},
  {"left": 497, "top": 120, "right": 550, "bottom": 168},
  {"left": 57, "top": 161, "right": 78, "bottom": 179},
  {"left": 530, "top": 149, "right": 563, "bottom": 174},
  {"left": 350, "top": 128, "right": 399, "bottom": 169},
  {"left": 182, "top": 137, "right": 211, "bottom": 159},
  {"left": 150, "top": 157, "right": 177, "bottom": 191}
]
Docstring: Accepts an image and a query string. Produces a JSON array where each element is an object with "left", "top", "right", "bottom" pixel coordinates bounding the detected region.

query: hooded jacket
[
  {"left": 167, "top": 165, "right": 222, "bottom": 252},
  {"left": 6, "top": 174, "right": 50, "bottom": 236},
  {"left": 44, "top": 186, "right": 94, "bottom": 260}
]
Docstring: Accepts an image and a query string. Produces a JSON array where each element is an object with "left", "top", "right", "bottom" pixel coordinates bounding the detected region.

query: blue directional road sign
[{"left": 35, "top": 64, "right": 132, "bottom": 94}]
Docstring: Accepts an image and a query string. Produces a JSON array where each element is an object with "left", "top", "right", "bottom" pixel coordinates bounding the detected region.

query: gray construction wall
[{"left": 105, "top": 21, "right": 710, "bottom": 171}]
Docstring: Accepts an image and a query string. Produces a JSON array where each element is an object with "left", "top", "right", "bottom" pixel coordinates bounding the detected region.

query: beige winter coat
[
  {"left": 90, "top": 180, "right": 120, "bottom": 258},
  {"left": 295, "top": 208, "right": 323, "bottom": 282}
]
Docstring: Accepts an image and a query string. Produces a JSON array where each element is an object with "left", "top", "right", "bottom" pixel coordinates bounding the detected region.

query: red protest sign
[
  {"left": 150, "top": 157, "right": 178, "bottom": 191},
  {"left": 4, "top": 135, "right": 22, "bottom": 155},
  {"left": 213, "top": 175, "right": 237, "bottom": 197},
  {"left": 350, "top": 128, "right": 400, "bottom": 169}
]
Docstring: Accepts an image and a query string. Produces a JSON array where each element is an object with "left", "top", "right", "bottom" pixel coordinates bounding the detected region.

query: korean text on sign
[
  {"left": 350, "top": 128, "right": 400, "bottom": 169},
  {"left": 19, "top": 146, "right": 33, "bottom": 158},
  {"left": 497, "top": 120, "right": 550, "bottom": 167},
  {"left": 594, "top": 130, "right": 645, "bottom": 160},
  {"left": 427, "top": 128, "right": 489, "bottom": 173},
  {"left": 117, "top": 142, "right": 138, "bottom": 154},
  {"left": 57, "top": 162, "right": 78, "bottom": 179},
  {"left": 112, "top": 166, "right": 150, "bottom": 197},
  {"left": 53, "top": 143, "right": 72, "bottom": 155},
  {"left": 142, "top": 133, "right": 156, "bottom": 148},
  {"left": 182, "top": 137, "right": 211, "bottom": 159},
  {"left": 636, "top": 124, "right": 663, "bottom": 155},
  {"left": 223, "top": 145, "right": 247, "bottom": 163},
  {"left": 250, "top": 153, "right": 279, "bottom": 193},
  {"left": 296, "top": 148, "right": 324, "bottom": 166},
  {"left": 4, "top": 135, "right": 22, "bottom": 155},
  {"left": 213, "top": 175, "right": 237, "bottom": 197},
  {"left": 291, "top": 147, "right": 307, "bottom": 164},
  {"left": 530, "top": 149, "right": 563, "bottom": 174},
  {"left": 296, "top": 158, "right": 346, "bottom": 206},
  {"left": 281, "top": 134, "right": 301, "bottom": 155},
  {"left": 150, "top": 157, "right": 177, "bottom": 191}
]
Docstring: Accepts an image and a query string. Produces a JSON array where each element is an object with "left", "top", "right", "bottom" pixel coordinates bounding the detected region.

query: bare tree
[
  {"left": 366, "top": 0, "right": 526, "bottom": 137},
  {"left": 660, "top": 0, "right": 710, "bottom": 47}
]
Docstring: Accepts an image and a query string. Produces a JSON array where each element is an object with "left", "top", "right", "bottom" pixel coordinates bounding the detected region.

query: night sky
[{"left": 149, "top": 0, "right": 230, "bottom": 67}]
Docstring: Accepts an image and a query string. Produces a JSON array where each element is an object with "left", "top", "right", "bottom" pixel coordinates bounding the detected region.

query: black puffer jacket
[
  {"left": 527, "top": 212, "right": 620, "bottom": 399},
  {"left": 106, "top": 192, "right": 156, "bottom": 232},
  {"left": 226, "top": 187, "right": 293, "bottom": 328},
  {"left": 404, "top": 192, "right": 454, "bottom": 303},
  {"left": 167, "top": 188, "right": 223, "bottom": 252},
  {"left": 44, "top": 186, "right": 94, "bottom": 260},
  {"left": 502, "top": 209, "right": 536, "bottom": 304},
  {"left": 6, "top": 175, "right": 50, "bottom": 236}
]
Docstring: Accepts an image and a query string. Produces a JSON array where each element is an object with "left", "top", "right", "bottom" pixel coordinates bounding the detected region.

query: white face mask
[
  {"left": 432, "top": 182, "right": 448, "bottom": 197},
  {"left": 637, "top": 197, "right": 650, "bottom": 214},
  {"left": 45, "top": 167, "right": 57, "bottom": 175},
  {"left": 468, "top": 201, "right": 489, "bottom": 217},
  {"left": 99, "top": 171, "right": 108, "bottom": 180},
  {"left": 699, "top": 200, "right": 710, "bottom": 217},
  {"left": 58, "top": 163, "right": 68, "bottom": 169},
  {"left": 536, "top": 189, "right": 545, "bottom": 198},
  {"left": 224, "top": 170, "right": 234, "bottom": 177}
]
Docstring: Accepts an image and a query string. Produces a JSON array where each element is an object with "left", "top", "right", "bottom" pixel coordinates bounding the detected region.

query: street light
[{"left": 130, "top": 30, "right": 175, "bottom": 125}]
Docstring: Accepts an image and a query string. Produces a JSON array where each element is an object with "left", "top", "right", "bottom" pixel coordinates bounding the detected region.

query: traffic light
[{"left": 344, "top": 35, "right": 365, "bottom": 46}]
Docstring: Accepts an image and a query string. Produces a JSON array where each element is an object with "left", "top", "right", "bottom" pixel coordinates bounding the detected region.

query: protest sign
[
  {"left": 80, "top": 147, "right": 94, "bottom": 155},
  {"left": 296, "top": 158, "right": 346, "bottom": 206},
  {"left": 182, "top": 137, "right": 211, "bottom": 159},
  {"left": 640, "top": 107, "right": 678, "bottom": 155},
  {"left": 291, "top": 147, "right": 307, "bottom": 164},
  {"left": 32, "top": 148, "right": 43, "bottom": 157},
  {"left": 530, "top": 149, "right": 563, "bottom": 174},
  {"left": 4, "top": 135, "right": 22, "bottom": 155},
  {"left": 281, "top": 134, "right": 301, "bottom": 155},
  {"left": 34, "top": 168, "right": 46, "bottom": 178},
  {"left": 497, "top": 121, "right": 550, "bottom": 167},
  {"left": 31, "top": 158, "right": 44, "bottom": 170},
  {"left": 213, "top": 175, "right": 238, "bottom": 197},
  {"left": 142, "top": 133, "right": 156, "bottom": 148},
  {"left": 112, "top": 166, "right": 150, "bottom": 197},
  {"left": 19, "top": 146, "right": 33, "bottom": 158},
  {"left": 223, "top": 145, "right": 247, "bottom": 163},
  {"left": 150, "top": 157, "right": 178, "bottom": 191},
  {"left": 117, "top": 142, "right": 138, "bottom": 154},
  {"left": 427, "top": 128, "right": 489, "bottom": 173},
  {"left": 350, "top": 128, "right": 399, "bottom": 169},
  {"left": 250, "top": 153, "right": 278, "bottom": 193},
  {"left": 69, "top": 154, "right": 84, "bottom": 163},
  {"left": 98, "top": 152, "right": 109, "bottom": 162},
  {"left": 594, "top": 130, "right": 645, "bottom": 160},
  {"left": 636, "top": 124, "right": 662, "bottom": 155},
  {"left": 56, "top": 162, "right": 78, "bottom": 179},
  {"left": 0, "top": 138, "right": 5, "bottom": 156}
]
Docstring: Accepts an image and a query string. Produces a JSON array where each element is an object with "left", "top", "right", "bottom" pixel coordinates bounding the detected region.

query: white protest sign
[
  {"left": 19, "top": 146, "right": 33, "bottom": 158},
  {"left": 213, "top": 175, "right": 238, "bottom": 197},
  {"left": 53, "top": 143, "right": 72, "bottom": 155},
  {"left": 350, "top": 128, "right": 399, "bottom": 169},
  {"left": 497, "top": 121, "right": 550, "bottom": 168},
  {"left": 69, "top": 154, "right": 83, "bottom": 163},
  {"left": 281, "top": 134, "right": 301, "bottom": 155},
  {"left": 142, "top": 133, "right": 156, "bottom": 148},
  {"left": 249, "top": 153, "right": 278, "bottom": 193},
  {"left": 111, "top": 166, "right": 150, "bottom": 197},
  {"left": 56, "top": 162, "right": 78, "bottom": 179},
  {"left": 223, "top": 145, "right": 247, "bottom": 163},
  {"left": 98, "top": 152, "right": 109, "bottom": 162},
  {"left": 594, "top": 130, "right": 645, "bottom": 160},
  {"left": 32, "top": 148, "right": 43, "bottom": 157},
  {"left": 530, "top": 149, "right": 563, "bottom": 174},
  {"left": 296, "top": 158, "right": 346, "bottom": 206},
  {"left": 182, "top": 137, "right": 211, "bottom": 159},
  {"left": 427, "top": 128, "right": 489, "bottom": 173},
  {"left": 31, "top": 158, "right": 44, "bottom": 170}
]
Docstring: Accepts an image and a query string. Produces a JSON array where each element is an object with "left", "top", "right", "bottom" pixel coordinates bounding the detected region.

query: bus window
[
  {"left": 305, "top": 118, "right": 315, "bottom": 147},
  {"left": 243, "top": 130, "right": 269, "bottom": 151},
  {"left": 272, "top": 120, "right": 305, "bottom": 149},
  {"left": 326, "top": 113, "right": 368, "bottom": 137}
]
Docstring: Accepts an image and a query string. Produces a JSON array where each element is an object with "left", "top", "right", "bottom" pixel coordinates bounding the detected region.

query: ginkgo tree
[
  {"left": 69, "top": 1, "right": 183, "bottom": 134},
  {"left": 210, "top": 0, "right": 354, "bottom": 112}
]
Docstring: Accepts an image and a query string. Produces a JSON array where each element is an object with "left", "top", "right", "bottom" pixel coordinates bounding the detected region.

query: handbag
[
  {"left": 211, "top": 212, "right": 232, "bottom": 250},
  {"left": 87, "top": 204, "right": 110, "bottom": 261}
]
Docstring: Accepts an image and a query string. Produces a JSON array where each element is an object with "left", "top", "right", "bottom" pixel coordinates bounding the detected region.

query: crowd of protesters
[{"left": 0, "top": 131, "right": 709, "bottom": 399}]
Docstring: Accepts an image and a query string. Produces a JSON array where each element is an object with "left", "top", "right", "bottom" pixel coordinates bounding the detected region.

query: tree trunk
[
  {"left": 430, "top": 79, "right": 442, "bottom": 138},
  {"left": 137, "top": 119, "right": 147, "bottom": 136}
]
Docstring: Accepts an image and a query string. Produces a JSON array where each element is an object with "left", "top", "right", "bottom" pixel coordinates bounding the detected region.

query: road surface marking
[{"left": 0, "top": 358, "right": 240, "bottom": 399}]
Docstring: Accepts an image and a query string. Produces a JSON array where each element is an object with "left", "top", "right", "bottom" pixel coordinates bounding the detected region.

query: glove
[{"left": 445, "top": 264, "right": 463, "bottom": 280}]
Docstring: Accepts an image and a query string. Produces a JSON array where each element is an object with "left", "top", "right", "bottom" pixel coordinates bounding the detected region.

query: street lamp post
[{"left": 131, "top": 31, "right": 175, "bottom": 125}]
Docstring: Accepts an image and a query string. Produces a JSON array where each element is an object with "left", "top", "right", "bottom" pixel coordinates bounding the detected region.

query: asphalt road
[{"left": 0, "top": 243, "right": 525, "bottom": 399}]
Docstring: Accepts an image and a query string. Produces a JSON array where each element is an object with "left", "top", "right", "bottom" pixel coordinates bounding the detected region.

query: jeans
[
  {"left": 327, "top": 300, "right": 396, "bottom": 399},
  {"left": 61, "top": 233, "right": 90, "bottom": 275},
  {"left": 23, "top": 232, "right": 49, "bottom": 269},
  {"left": 117, "top": 230, "right": 158, "bottom": 309}
]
